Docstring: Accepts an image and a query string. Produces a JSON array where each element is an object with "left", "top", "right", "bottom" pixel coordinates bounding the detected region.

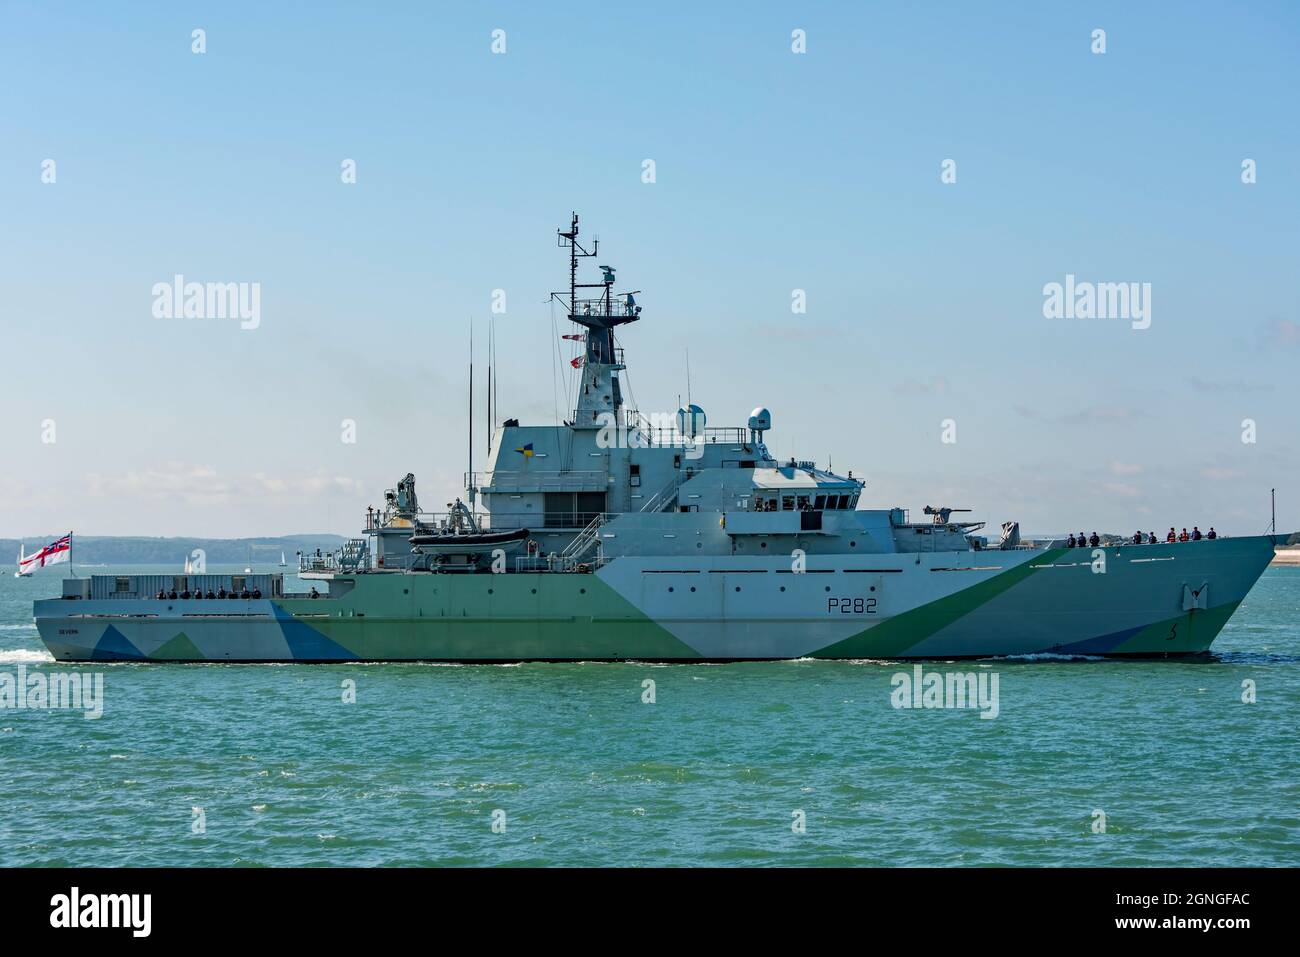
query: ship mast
[{"left": 551, "top": 213, "right": 642, "bottom": 428}]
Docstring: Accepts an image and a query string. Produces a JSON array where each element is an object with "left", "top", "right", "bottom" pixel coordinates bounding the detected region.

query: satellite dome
[
  {"left": 748, "top": 407, "right": 771, "bottom": 433},
  {"left": 677, "top": 404, "right": 707, "bottom": 437}
]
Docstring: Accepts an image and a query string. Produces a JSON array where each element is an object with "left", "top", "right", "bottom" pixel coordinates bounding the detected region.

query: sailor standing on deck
[
  {"left": 1067, "top": 533, "right": 1077, "bottom": 548},
  {"left": 1208, "top": 527, "right": 1218, "bottom": 539}
]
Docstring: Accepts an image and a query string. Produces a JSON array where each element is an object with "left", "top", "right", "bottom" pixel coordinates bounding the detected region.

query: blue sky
[{"left": 1, "top": 1, "right": 1297, "bottom": 538}]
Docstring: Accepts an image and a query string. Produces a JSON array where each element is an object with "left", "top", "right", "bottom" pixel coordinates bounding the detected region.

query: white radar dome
[{"left": 748, "top": 407, "right": 771, "bottom": 433}]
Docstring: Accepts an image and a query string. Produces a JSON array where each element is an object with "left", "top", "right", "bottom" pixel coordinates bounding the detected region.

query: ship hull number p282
[{"left": 827, "top": 597, "right": 876, "bottom": 615}]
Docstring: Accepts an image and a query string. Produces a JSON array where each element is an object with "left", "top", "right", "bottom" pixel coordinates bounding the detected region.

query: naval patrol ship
[{"left": 35, "top": 215, "right": 1276, "bottom": 662}]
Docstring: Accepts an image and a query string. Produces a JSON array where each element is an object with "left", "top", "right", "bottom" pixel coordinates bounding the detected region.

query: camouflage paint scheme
[{"left": 34, "top": 537, "right": 1274, "bottom": 662}]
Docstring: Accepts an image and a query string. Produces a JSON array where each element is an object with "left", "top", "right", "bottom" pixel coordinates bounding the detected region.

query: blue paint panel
[
  {"left": 92, "top": 624, "right": 146, "bottom": 661},
  {"left": 1048, "top": 624, "right": 1145, "bottom": 656},
  {"left": 271, "top": 603, "right": 358, "bottom": 660}
]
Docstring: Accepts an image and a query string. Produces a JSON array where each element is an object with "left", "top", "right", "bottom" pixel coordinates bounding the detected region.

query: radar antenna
[{"left": 551, "top": 212, "right": 642, "bottom": 367}]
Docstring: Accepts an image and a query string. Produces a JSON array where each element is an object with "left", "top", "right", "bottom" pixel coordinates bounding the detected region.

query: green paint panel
[
  {"left": 151, "top": 631, "right": 205, "bottom": 661},
  {"left": 812, "top": 549, "right": 1067, "bottom": 659},
  {"left": 278, "top": 573, "right": 702, "bottom": 660},
  {"left": 1114, "top": 601, "right": 1243, "bottom": 654}
]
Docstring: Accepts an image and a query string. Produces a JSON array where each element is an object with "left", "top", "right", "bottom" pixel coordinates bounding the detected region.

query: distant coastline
[
  {"left": 1, "top": 535, "right": 347, "bottom": 565},
  {"left": 6, "top": 534, "right": 1296, "bottom": 567}
]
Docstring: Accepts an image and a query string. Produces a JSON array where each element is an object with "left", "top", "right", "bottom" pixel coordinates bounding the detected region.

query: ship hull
[{"left": 34, "top": 537, "right": 1275, "bottom": 662}]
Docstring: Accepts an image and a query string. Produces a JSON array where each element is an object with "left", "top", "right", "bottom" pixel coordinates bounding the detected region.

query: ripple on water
[
  {"left": 0, "top": 649, "right": 54, "bottom": 664},
  {"left": 0, "top": 570, "right": 1296, "bottom": 866}
]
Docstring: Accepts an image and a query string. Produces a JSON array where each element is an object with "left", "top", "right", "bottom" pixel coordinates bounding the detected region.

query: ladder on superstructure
[
  {"left": 639, "top": 472, "right": 686, "bottom": 514},
  {"left": 560, "top": 513, "right": 606, "bottom": 562}
]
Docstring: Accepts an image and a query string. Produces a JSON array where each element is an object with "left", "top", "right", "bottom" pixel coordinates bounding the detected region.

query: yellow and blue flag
[{"left": 515, "top": 443, "right": 534, "bottom": 458}]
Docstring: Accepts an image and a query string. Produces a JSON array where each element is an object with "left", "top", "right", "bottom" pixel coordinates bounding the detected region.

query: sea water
[{"left": 1, "top": 565, "right": 1296, "bottom": 866}]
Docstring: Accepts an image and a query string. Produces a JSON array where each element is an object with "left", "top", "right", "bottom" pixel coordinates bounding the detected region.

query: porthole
[
  {"left": 824, "top": 586, "right": 831, "bottom": 592},
  {"left": 488, "top": 588, "right": 494, "bottom": 595},
  {"left": 531, "top": 588, "right": 537, "bottom": 594},
  {"left": 580, "top": 588, "right": 586, "bottom": 594},
  {"left": 869, "top": 585, "right": 876, "bottom": 592},
  {"left": 690, "top": 586, "right": 696, "bottom": 593},
  {"left": 850, "top": 541, "right": 857, "bottom": 548},
  {"left": 696, "top": 542, "right": 703, "bottom": 548},
  {"left": 403, "top": 588, "right": 409, "bottom": 594},
  {"left": 760, "top": 542, "right": 767, "bottom": 548},
  {"left": 668, "top": 587, "right": 675, "bottom": 593},
  {"left": 780, "top": 586, "right": 786, "bottom": 592},
  {"left": 735, "top": 586, "right": 741, "bottom": 593}
]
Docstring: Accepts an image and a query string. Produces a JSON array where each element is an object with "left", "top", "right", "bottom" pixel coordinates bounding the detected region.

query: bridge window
[
  {"left": 544, "top": 491, "right": 606, "bottom": 528},
  {"left": 814, "top": 495, "right": 826, "bottom": 510}
]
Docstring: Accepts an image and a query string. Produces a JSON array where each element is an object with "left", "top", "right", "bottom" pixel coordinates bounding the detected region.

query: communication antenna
[
  {"left": 686, "top": 348, "right": 692, "bottom": 409},
  {"left": 467, "top": 318, "right": 474, "bottom": 511},
  {"left": 486, "top": 316, "right": 495, "bottom": 457}
]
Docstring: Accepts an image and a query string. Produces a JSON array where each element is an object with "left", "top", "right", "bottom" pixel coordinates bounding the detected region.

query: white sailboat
[
  {"left": 279, "top": 551, "right": 287, "bottom": 567},
  {"left": 14, "top": 545, "right": 32, "bottom": 578}
]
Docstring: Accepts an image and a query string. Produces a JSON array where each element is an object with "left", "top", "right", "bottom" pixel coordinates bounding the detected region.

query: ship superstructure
[{"left": 34, "top": 216, "right": 1276, "bottom": 662}]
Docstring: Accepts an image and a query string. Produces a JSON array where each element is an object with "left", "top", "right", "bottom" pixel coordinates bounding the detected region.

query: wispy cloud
[
  {"left": 83, "top": 464, "right": 365, "bottom": 506},
  {"left": 751, "top": 322, "right": 842, "bottom": 341},
  {"left": 1100, "top": 481, "right": 1142, "bottom": 499},
  {"left": 893, "top": 376, "right": 950, "bottom": 396},
  {"left": 1188, "top": 376, "right": 1271, "bottom": 394},
  {"left": 1262, "top": 319, "right": 1300, "bottom": 350},
  {"left": 1057, "top": 406, "right": 1144, "bottom": 426},
  {"left": 1200, "top": 467, "right": 1246, "bottom": 481},
  {"left": 1014, "top": 405, "right": 1146, "bottom": 426}
]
